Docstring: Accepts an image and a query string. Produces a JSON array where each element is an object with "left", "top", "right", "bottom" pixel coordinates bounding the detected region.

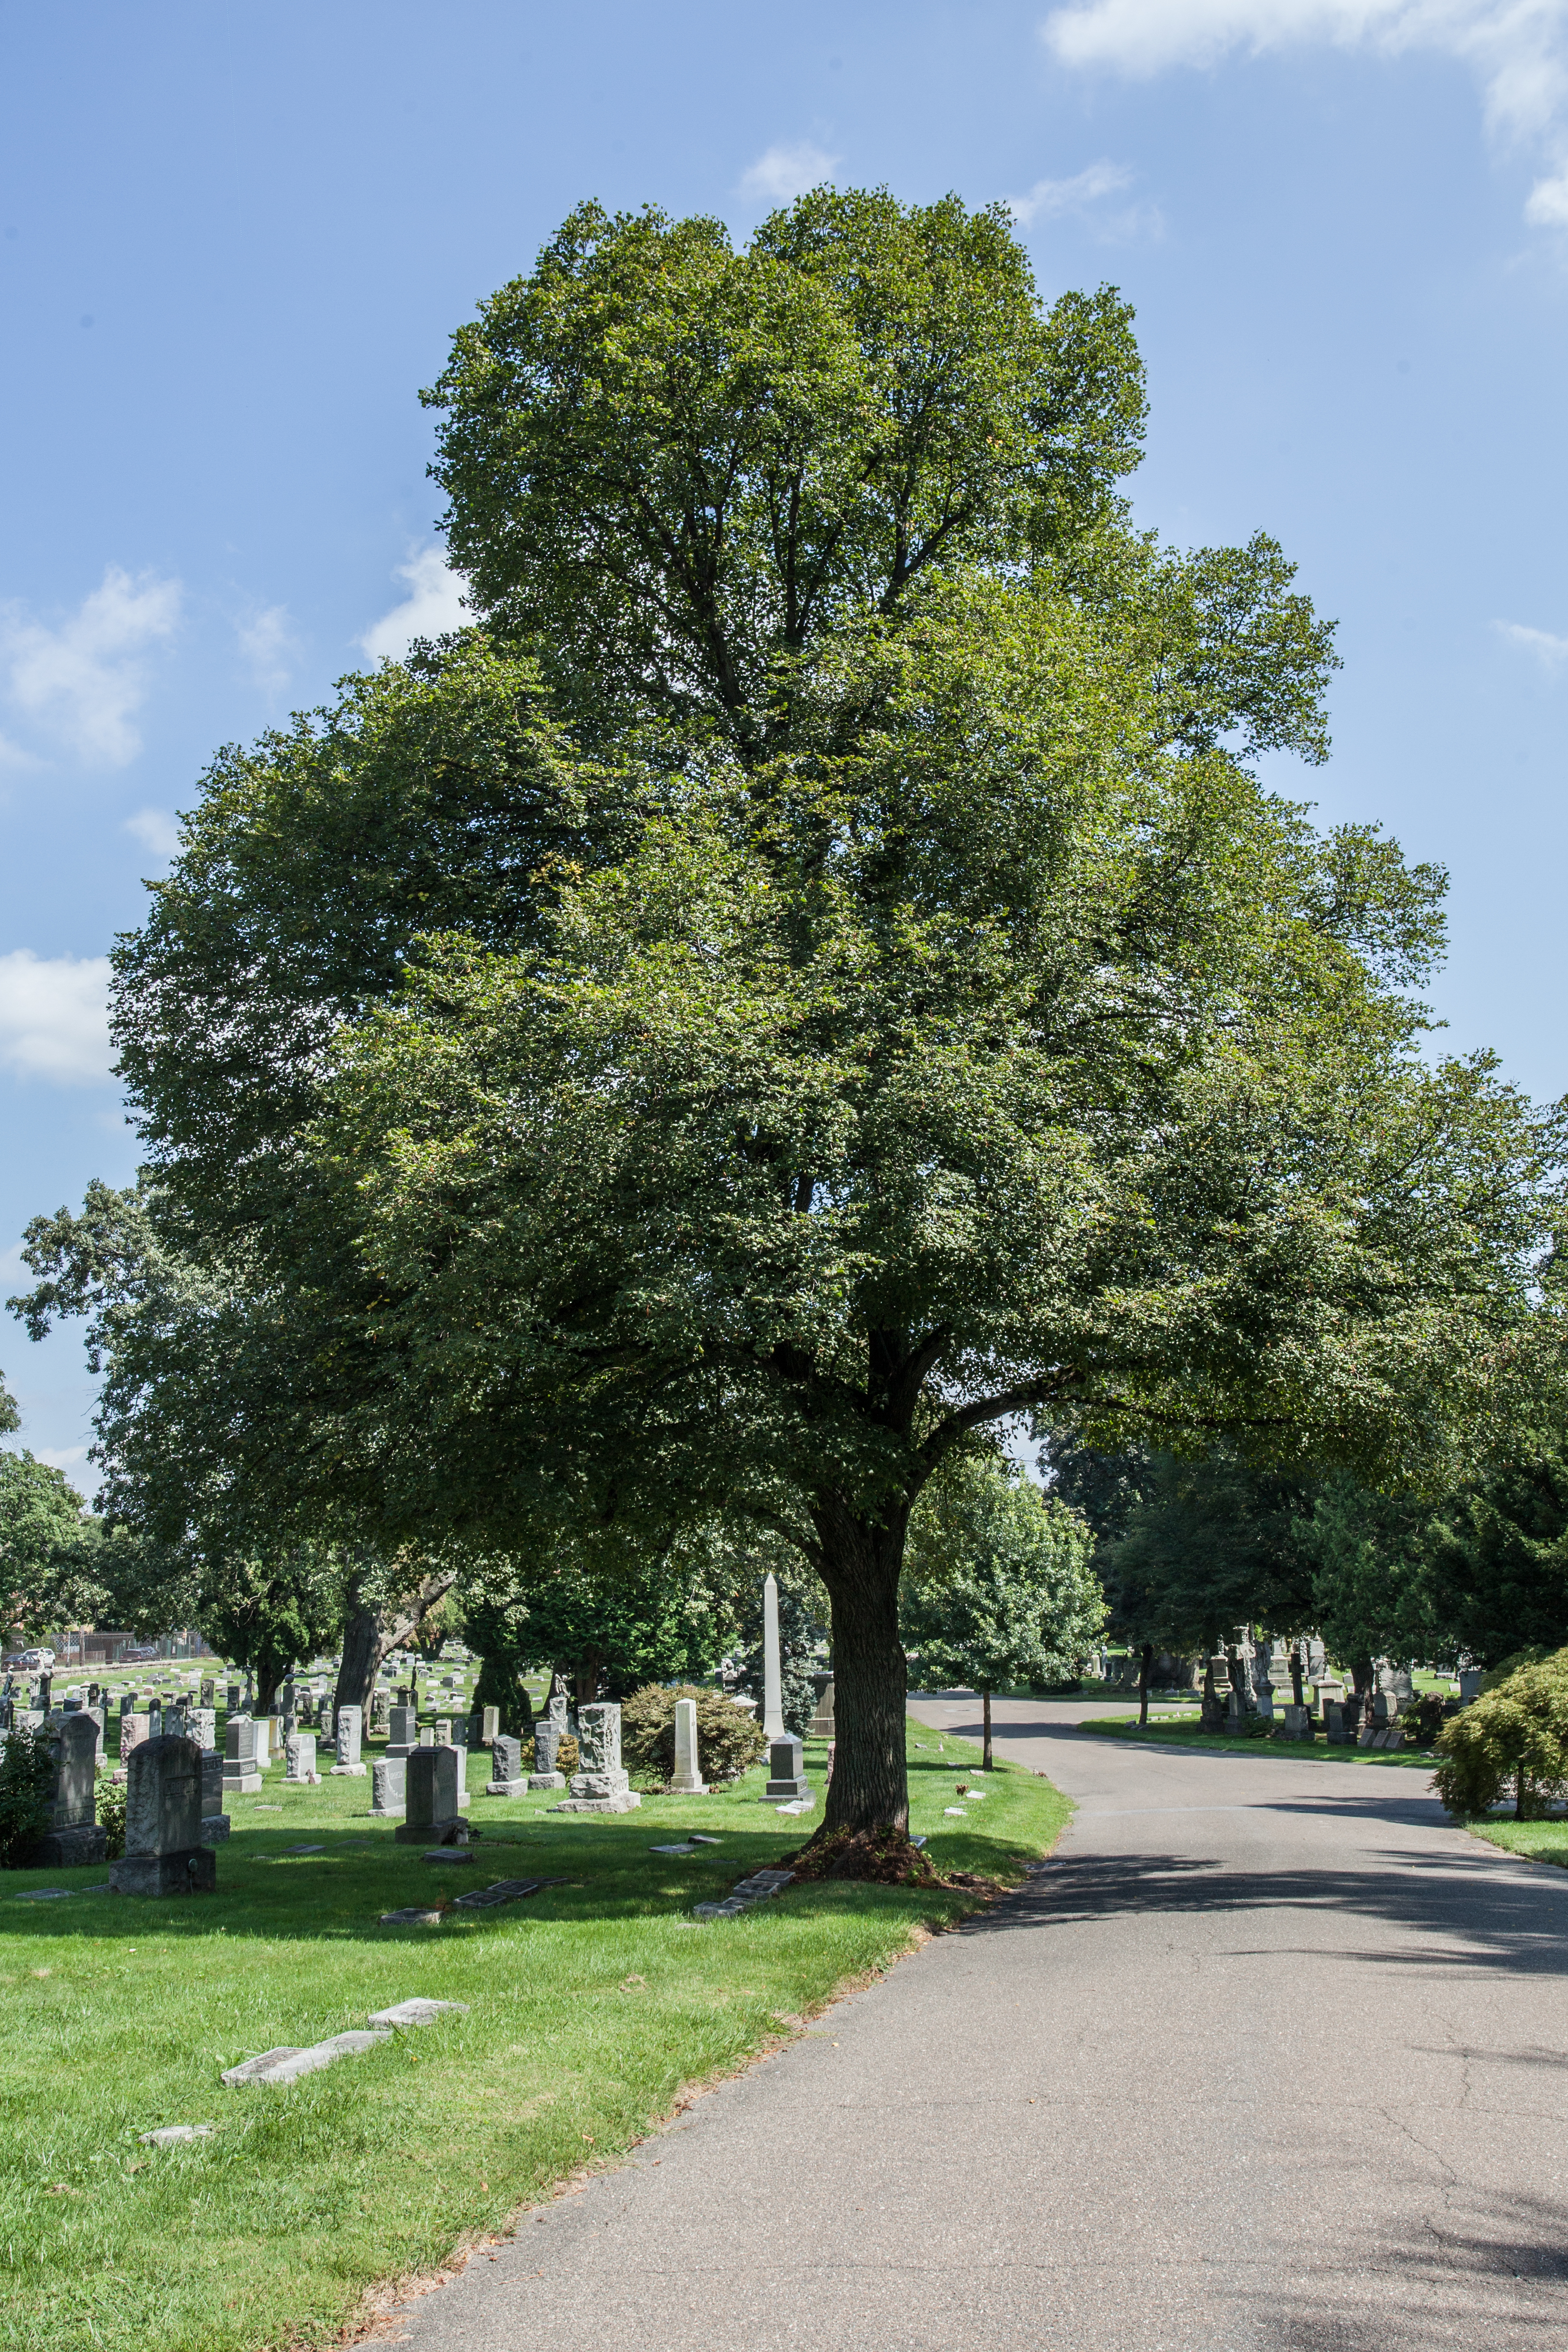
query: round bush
[
  {"left": 621, "top": 1684, "right": 767, "bottom": 1786},
  {"left": 555, "top": 1733, "right": 580, "bottom": 1777},
  {"left": 1433, "top": 1650, "right": 1568, "bottom": 1820}
]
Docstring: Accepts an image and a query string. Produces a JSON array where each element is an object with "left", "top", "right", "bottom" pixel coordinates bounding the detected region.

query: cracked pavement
[{"left": 383, "top": 1695, "right": 1568, "bottom": 2350}]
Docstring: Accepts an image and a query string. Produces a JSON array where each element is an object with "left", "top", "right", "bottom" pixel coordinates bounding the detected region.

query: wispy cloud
[
  {"left": 358, "top": 548, "right": 469, "bottom": 665},
  {"left": 35, "top": 1444, "right": 88, "bottom": 1473},
  {"left": 1497, "top": 617, "right": 1568, "bottom": 665},
  {"left": 0, "top": 567, "right": 180, "bottom": 766},
  {"left": 124, "top": 808, "right": 181, "bottom": 862},
  {"left": 235, "top": 603, "right": 297, "bottom": 695},
  {"left": 1042, "top": 1, "right": 1568, "bottom": 225},
  {"left": 737, "top": 141, "right": 840, "bottom": 204},
  {"left": 0, "top": 950, "right": 114, "bottom": 1084},
  {"left": 1008, "top": 159, "right": 1162, "bottom": 236}
]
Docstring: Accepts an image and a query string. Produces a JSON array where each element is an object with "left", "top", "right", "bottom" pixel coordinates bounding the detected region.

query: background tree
[
  {"left": 902, "top": 1454, "right": 1105, "bottom": 1764},
  {"left": 0, "top": 1451, "right": 97, "bottom": 1641}
]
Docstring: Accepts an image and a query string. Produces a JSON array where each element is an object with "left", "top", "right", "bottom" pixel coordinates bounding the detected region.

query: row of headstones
[{"left": 5, "top": 1714, "right": 224, "bottom": 1889}]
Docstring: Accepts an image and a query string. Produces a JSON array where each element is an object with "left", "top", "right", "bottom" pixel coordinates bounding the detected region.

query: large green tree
[{"left": 92, "top": 190, "right": 1562, "bottom": 1839}]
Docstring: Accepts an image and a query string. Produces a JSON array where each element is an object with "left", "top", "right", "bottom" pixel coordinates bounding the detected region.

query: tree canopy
[{"left": 20, "top": 186, "right": 1561, "bottom": 1840}]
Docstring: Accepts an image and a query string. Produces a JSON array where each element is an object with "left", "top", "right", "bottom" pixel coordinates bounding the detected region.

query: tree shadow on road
[
  {"left": 1256, "top": 2183, "right": 1568, "bottom": 2349},
  {"left": 969, "top": 1845, "right": 1568, "bottom": 1980}
]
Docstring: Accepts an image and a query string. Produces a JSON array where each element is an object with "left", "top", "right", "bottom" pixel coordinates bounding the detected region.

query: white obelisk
[{"left": 762, "top": 1572, "right": 786, "bottom": 1740}]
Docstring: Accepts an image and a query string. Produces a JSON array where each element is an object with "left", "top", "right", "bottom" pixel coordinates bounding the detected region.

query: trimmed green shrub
[
  {"left": 555, "top": 1733, "right": 579, "bottom": 1777},
  {"left": 0, "top": 1724, "right": 58, "bottom": 1866},
  {"left": 621, "top": 1683, "right": 767, "bottom": 1786},
  {"left": 1479, "top": 1646, "right": 1553, "bottom": 1695},
  {"left": 1434, "top": 1650, "right": 1568, "bottom": 1819}
]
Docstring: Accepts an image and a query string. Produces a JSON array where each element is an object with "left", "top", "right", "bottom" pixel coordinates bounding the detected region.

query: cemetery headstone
[
  {"left": 284, "top": 1731, "right": 318, "bottom": 1782},
  {"left": 1457, "top": 1667, "right": 1484, "bottom": 1704},
  {"left": 809, "top": 1673, "right": 836, "bottom": 1740},
  {"left": 330, "top": 1704, "right": 365, "bottom": 1776},
  {"left": 111, "top": 1734, "right": 218, "bottom": 1894},
  {"left": 435, "top": 1716, "right": 452, "bottom": 1747},
  {"left": 763, "top": 1732, "right": 810, "bottom": 1800},
  {"left": 120, "top": 1712, "right": 151, "bottom": 1767},
  {"left": 22, "top": 1715, "right": 107, "bottom": 1866},
  {"left": 387, "top": 1705, "right": 418, "bottom": 1757},
  {"left": 191, "top": 1706, "right": 216, "bottom": 1750},
  {"left": 479, "top": 1703, "right": 499, "bottom": 1748},
  {"left": 395, "top": 1744, "right": 464, "bottom": 1844},
  {"left": 200, "top": 1679, "right": 215, "bottom": 1708},
  {"left": 762, "top": 1571, "right": 786, "bottom": 1740},
  {"left": 200, "top": 1745, "right": 230, "bottom": 1844},
  {"left": 529, "top": 1721, "right": 565, "bottom": 1791},
  {"left": 551, "top": 1700, "right": 640, "bottom": 1814},
  {"left": 486, "top": 1734, "right": 524, "bottom": 1797},
  {"left": 371, "top": 1755, "right": 406, "bottom": 1817},
  {"left": 670, "top": 1697, "right": 706, "bottom": 1793},
  {"left": 223, "top": 1715, "right": 264, "bottom": 1794},
  {"left": 226, "top": 1682, "right": 241, "bottom": 1710}
]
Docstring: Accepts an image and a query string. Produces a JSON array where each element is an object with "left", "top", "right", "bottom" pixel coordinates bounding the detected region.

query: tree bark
[
  {"left": 1290, "top": 1646, "right": 1305, "bottom": 1709},
  {"left": 817, "top": 1503, "right": 910, "bottom": 1833},
  {"left": 334, "top": 1564, "right": 459, "bottom": 1721},
  {"left": 983, "top": 1687, "right": 993, "bottom": 1770},
  {"left": 1138, "top": 1641, "right": 1153, "bottom": 1730}
]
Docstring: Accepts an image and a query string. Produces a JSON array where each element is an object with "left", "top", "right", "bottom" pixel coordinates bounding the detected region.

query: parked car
[{"left": 19, "top": 1647, "right": 56, "bottom": 1669}]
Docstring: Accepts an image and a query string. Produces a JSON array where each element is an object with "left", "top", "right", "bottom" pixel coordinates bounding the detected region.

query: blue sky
[{"left": 2, "top": 0, "right": 1565, "bottom": 1481}]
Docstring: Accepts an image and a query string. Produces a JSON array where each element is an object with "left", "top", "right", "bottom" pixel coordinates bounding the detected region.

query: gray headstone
[
  {"left": 570, "top": 1702, "right": 631, "bottom": 1800},
  {"left": 284, "top": 1731, "right": 317, "bottom": 1781},
  {"left": 671, "top": 1697, "right": 705, "bottom": 1793},
  {"left": 395, "top": 1743, "right": 462, "bottom": 1841},
  {"left": 330, "top": 1705, "right": 365, "bottom": 1775},
  {"left": 371, "top": 1755, "right": 406, "bottom": 1816},
  {"left": 487, "top": 1734, "right": 523, "bottom": 1795},
  {"left": 112, "top": 1734, "right": 217, "bottom": 1893},
  {"left": 387, "top": 1705, "right": 418, "bottom": 1755},
  {"left": 763, "top": 1733, "right": 810, "bottom": 1799}
]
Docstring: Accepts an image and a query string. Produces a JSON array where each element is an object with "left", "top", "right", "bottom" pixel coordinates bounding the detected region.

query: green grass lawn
[
  {"left": 0, "top": 1720, "right": 1068, "bottom": 2352},
  {"left": 1460, "top": 1819, "right": 1568, "bottom": 1867},
  {"left": 1076, "top": 1715, "right": 1439, "bottom": 1770}
]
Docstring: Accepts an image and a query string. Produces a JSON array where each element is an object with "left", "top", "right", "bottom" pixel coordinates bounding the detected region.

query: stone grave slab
[{"left": 367, "top": 1997, "right": 470, "bottom": 2028}]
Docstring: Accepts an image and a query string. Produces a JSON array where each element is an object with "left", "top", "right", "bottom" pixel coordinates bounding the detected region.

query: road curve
[{"left": 385, "top": 1694, "right": 1568, "bottom": 2351}]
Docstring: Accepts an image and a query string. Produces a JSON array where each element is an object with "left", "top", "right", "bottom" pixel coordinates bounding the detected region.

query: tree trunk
[
  {"left": 1290, "top": 1646, "right": 1305, "bottom": 1709},
  {"left": 1138, "top": 1641, "right": 1153, "bottom": 1730},
  {"left": 334, "top": 1564, "right": 459, "bottom": 1721},
  {"left": 818, "top": 1505, "right": 910, "bottom": 1833},
  {"left": 982, "top": 1687, "right": 993, "bottom": 1770}
]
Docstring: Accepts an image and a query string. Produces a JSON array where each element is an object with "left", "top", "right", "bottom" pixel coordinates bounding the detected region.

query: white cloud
[
  {"left": 358, "top": 548, "right": 469, "bottom": 664},
  {"left": 235, "top": 603, "right": 296, "bottom": 694},
  {"left": 0, "top": 950, "right": 114, "bottom": 1084},
  {"left": 1525, "top": 159, "right": 1568, "bottom": 215},
  {"left": 737, "top": 141, "right": 840, "bottom": 204},
  {"left": 124, "top": 807, "right": 181, "bottom": 861},
  {"left": 1008, "top": 159, "right": 1162, "bottom": 235},
  {"left": 0, "top": 566, "right": 180, "bottom": 766},
  {"left": 1497, "top": 617, "right": 1568, "bottom": 664},
  {"left": 1042, "top": 1, "right": 1568, "bottom": 223},
  {"left": 35, "top": 1445, "right": 88, "bottom": 1473}
]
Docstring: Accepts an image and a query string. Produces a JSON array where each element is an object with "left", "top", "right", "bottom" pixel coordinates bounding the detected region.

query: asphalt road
[{"left": 382, "top": 1696, "right": 1568, "bottom": 2351}]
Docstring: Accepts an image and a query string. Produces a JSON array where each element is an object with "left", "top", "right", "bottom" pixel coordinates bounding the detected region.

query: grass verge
[
  {"left": 1460, "top": 1819, "right": 1568, "bottom": 1868},
  {"left": 0, "top": 1719, "right": 1067, "bottom": 2352},
  {"left": 1076, "top": 1716, "right": 1439, "bottom": 1771}
]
